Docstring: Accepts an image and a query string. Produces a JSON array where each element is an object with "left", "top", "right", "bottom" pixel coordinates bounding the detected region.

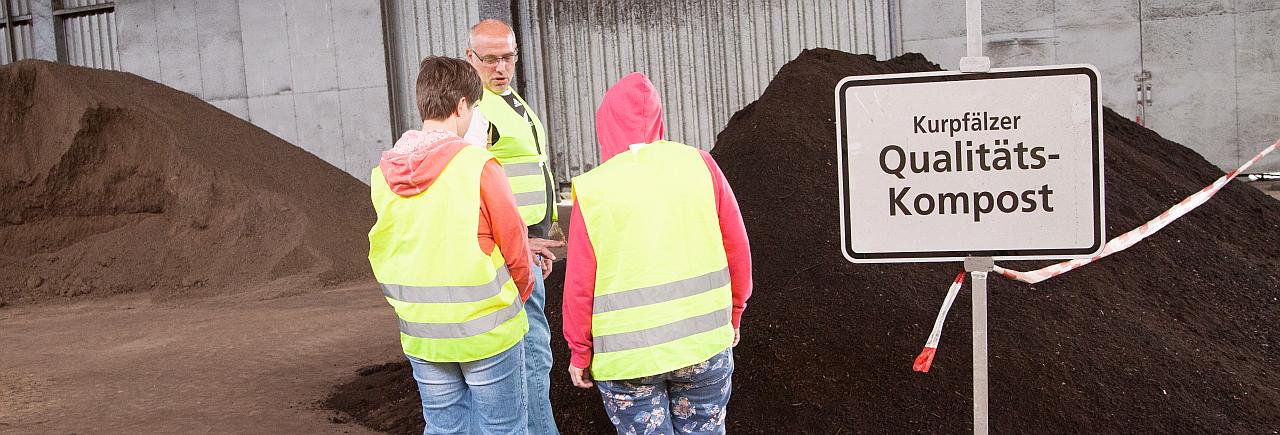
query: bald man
[{"left": 464, "top": 19, "right": 562, "bottom": 435}]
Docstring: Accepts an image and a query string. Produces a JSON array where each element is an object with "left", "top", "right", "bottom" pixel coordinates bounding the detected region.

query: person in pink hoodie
[
  {"left": 368, "top": 56, "right": 552, "bottom": 434},
  {"left": 562, "top": 72, "right": 753, "bottom": 434}
]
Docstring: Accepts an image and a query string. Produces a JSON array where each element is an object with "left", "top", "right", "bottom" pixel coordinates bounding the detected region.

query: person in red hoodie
[
  {"left": 563, "top": 72, "right": 753, "bottom": 434},
  {"left": 368, "top": 56, "right": 548, "bottom": 434}
]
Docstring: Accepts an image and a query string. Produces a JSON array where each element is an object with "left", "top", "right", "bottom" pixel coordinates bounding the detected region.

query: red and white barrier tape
[
  {"left": 996, "top": 139, "right": 1276, "bottom": 284},
  {"left": 913, "top": 272, "right": 966, "bottom": 373},
  {"left": 914, "top": 138, "right": 1277, "bottom": 372}
]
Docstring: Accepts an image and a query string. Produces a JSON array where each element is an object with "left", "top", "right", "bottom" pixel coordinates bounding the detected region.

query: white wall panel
[{"left": 117, "top": 0, "right": 391, "bottom": 181}]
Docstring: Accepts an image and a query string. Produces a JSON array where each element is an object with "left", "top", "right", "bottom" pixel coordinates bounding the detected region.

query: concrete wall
[
  {"left": 899, "top": 0, "right": 1280, "bottom": 173},
  {"left": 116, "top": 0, "right": 393, "bottom": 182},
  {"left": 1234, "top": 2, "right": 1280, "bottom": 173}
]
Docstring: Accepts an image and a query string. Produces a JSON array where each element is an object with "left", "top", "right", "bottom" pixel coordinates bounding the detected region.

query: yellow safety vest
[
  {"left": 477, "top": 88, "right": 556, "bottom": 226},
  {"left": 368, "top": 144, "right": 529, "bottom": 362},
  {"left": 572, "top": 140, "right": 733, "bottom": 380}
]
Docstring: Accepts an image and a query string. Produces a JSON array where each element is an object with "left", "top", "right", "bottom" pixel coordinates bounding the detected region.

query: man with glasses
[{"left": 465, "top": 18, "right": 562, "bottom": 435}]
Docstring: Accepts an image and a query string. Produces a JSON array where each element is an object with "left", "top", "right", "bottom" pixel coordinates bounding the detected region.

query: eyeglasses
[{"left": 472, "top": 51, "right": 518, "bottom": 66}]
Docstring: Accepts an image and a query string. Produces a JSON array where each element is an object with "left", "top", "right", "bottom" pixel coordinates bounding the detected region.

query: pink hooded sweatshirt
[
  {"left": 563, "top": 72, "right": 753, "bottom": 369},
  {"left": 377, "top": 129, "right": 534, "bottom": 300}
]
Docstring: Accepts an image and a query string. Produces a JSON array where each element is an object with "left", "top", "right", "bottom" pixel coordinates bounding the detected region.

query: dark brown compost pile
[
  {"left": 0, "top": 60, "right": 374, "bottom": 306},
  {"left": 325, "top": 49, "right": 1280, "bottom": 433}
]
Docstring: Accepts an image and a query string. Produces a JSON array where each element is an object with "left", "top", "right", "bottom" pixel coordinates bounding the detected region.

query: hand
[
  {"left": 529, "top": 238, "right": 563, "bottom": 277},
  {"left": 732, "top": 328, "right": 740, "bottom": 347},
  {"left": 535, "top": 254, "right": 553, "bottom": 278},
  {"left": 528, "top": 238, "right": 564, "bottom": 259},
  {"left": 568, "top": 365, "right": 594, "bottom": 388}
]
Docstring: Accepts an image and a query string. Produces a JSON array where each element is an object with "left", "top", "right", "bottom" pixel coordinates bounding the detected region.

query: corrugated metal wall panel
[
  {"left": 15, "top": 21, "right": 32, "bottom": 59},
  {"left": 61, "top": 0, "right": 114, "bottom": 9},
  {"left": 8, "top": 0, "right": 30, "bottom": 17},
  {"left": 385, "top": 0, "right": 888, "bottom": 183},
  {"left": 2, "top": 0, "right": 32, "bottom": 65},
  {"left": 515, "top": 0, "right": 547, "bottom": 124},
  {"left": 2, "top": 22, "right": 35, "bottom": 63},
  {"left": 61, "top": 9, "right": 116, "bottom": 69},
  {"left": 64, "top": 11, "right": 78, "bottom": 64},
  {"left": 525, "top": 0, "right": 888, "bottom": 183},
  {"left": 107, "top": 10, "right": 117, "bottom": 67},
  {"left": 388, "top": 0, "right": 480, "bottom": 133}
]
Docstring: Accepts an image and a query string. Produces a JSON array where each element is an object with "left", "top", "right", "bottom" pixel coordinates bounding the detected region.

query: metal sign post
[
  {"left": 834, "top": 1, "right": 1104, "bottom": 434},
  {"left": 962, "top": 2, "right": 990, "bottom": 433},
  {"left": 960, "top": 0, "right": 991, "bottom": 73},
  {"left": 965, "top": 256, "right": 994, "bottom": 435}
]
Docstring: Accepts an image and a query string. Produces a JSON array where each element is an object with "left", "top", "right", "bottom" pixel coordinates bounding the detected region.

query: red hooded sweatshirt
[
  {"left": 378, "top": 129, "right": 534, "bottom": 300},
  {"left": 563, "top": 72, "right": 753, "bottom": 369}
]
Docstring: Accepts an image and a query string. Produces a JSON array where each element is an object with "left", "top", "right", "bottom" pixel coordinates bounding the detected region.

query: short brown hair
[{"left": 415, "top": 56, "right": 483, "bottom": 122}]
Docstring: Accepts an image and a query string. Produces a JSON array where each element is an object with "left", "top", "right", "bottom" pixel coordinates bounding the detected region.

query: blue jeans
[
  {"left": 526, "top": 259, "right": 559, "bottom": 434},
  {"left": 596, "top": 348, "right": 734, "bottom": 435},
  {"left": 407, "top": 342, "right": 528, "bottom": 435}
]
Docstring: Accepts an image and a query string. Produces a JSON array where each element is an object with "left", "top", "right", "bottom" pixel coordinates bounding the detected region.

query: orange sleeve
[{"left": 478, "top": 159, "right": 534, "bottom": 301}]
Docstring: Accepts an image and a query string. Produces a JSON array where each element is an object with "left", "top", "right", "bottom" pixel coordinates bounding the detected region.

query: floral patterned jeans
[{"left": 596, "top": 348, "right": 734, "bottom": 435}]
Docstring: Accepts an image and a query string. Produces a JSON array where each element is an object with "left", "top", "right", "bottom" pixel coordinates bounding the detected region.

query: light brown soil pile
[{"left": 0, "top": 60, "right": 374, "bottom": 306}]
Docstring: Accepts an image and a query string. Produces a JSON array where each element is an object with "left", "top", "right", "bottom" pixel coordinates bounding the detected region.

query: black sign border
[{"left": 837, "top": 67, "right": 1104, "bottom": 261}]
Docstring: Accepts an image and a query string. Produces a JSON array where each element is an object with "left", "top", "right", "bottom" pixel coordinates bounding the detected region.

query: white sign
[{"left": 836, "top": 65, "right": 1105, "bottom": 263}]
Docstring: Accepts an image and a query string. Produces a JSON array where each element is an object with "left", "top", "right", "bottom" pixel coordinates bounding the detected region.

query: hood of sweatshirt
[
  {"left": 595, "top": 72, "right": 665, "bottom": 164},
  {"left": 378, "top": 129, "right": 471, "bottom": 197}
]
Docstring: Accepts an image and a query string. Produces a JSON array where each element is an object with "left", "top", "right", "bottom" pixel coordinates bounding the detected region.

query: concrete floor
[
  {"left": 1246, "top": 179, "right": 1280, "bottom": 201},
  {"left": 0, "top": 282, "right": 396, "bottom": 434}
]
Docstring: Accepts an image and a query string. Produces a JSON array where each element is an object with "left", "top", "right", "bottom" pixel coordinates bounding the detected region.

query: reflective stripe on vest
[
  {"left": 502, "top": 161, "right": 544, "bottom": 178},
  {"left": 572, "top": 140, "right": 733, "bottom": 381},
  {"left": 513, "top": 191, "right": 547, "bottom": 207},
  {"left": 477, "top": 88, "right": 555, "bottom": 225},
  {"left": 382, "top": 267, "right": 512, "bottom": 304},
  {"left": 368, "top": 142, "right": 529, "bottom": 363},
  {"left": 594, "top": 307, "right": 731, "bottom": 353},
  {"left": 399, "top": 295, "right": 524, "bottom": 339},
  {"left": 592, "top": 267, "right": 730, "bottom": 313}
]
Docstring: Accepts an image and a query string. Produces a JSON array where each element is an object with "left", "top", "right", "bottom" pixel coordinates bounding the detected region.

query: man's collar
[{"left": 487, "top": 87, "right": 515, "bottom": 97}]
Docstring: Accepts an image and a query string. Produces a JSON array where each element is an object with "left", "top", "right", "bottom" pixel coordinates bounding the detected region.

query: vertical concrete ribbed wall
[
  {"left": 386, "top": 0, "right": 892, "bottom": 185},
  {"left": 60, "top": 9, "right": 118, "bottom": 70},
  {"left": 385, "top": 0, "right": 481, "bottom": 134},
  {"left": 0, "top": 0, "right": 36, "bottom": 64},
  {"left": 522, "top": 0, "right": 893, "bottom": 184}
]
